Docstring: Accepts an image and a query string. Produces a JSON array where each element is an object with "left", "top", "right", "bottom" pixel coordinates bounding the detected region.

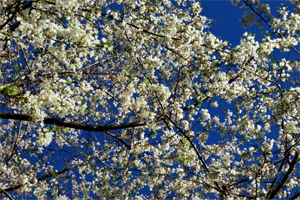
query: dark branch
[
  {"left": 267, "top": 152, "right": 299, "bottom": 199},
  {"left": 0, "top": 112, "right": 152, "bottom": 149},
  {"left": 0, "top": 112, "right": 147, "bottom": 132}
]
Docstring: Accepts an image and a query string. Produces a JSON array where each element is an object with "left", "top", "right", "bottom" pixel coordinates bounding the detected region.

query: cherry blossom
[{"left": 1, "top": 0, "right": 300, "bottom": 199}]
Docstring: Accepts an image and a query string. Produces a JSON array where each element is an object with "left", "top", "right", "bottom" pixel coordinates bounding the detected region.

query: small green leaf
[
  {"left": 184, "top": 157, "right": 190, "bottom": 164},
  {"left": 256, "top": 67, "right": 261, "bottom": 72},
  {"left": 119, "top": 162, "right": 128, "bottom": 168},
  {"left": 264, "top": 36, "right": 269, "bottom": 42},
  {"left": 3, "top": 86, "right": 10, "bottom": 94},
  {"left": 12, "top": 88, "right": 18, "bottom": 94},
  {"left": 150, "top": 7, "right": 156, "bottom": 13}
]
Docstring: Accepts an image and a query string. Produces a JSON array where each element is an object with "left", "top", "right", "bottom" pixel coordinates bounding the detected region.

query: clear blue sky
[{"left": 201, "top": 0, "right": 286, "bottom": 46}]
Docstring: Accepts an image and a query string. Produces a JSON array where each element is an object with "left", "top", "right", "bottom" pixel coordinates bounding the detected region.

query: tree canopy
[{"left": 1, "top": 0, "right": 300, "bottom": 199}]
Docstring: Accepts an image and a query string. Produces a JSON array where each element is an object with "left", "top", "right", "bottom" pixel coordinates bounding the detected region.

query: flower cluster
[{"left": 1, "top": 0, "right": 300, "bottom": 199}]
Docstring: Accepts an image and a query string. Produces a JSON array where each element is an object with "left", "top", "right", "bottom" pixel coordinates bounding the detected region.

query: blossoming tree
[{"left": 1, "top": 0, "right": 300, "bottom": 199}]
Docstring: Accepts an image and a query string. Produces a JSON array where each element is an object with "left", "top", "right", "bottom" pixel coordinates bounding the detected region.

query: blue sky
[{"left": 201, "top": 0, "right": 287, "bottom": 45}]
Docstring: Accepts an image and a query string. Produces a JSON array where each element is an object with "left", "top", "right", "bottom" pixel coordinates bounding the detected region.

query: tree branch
[
  {"left": 0, "top": 112, "right": 153, "bottom": 149},
  {"left": 0, "top": 112, "right": 147, "bottom": 132},
  {"left": 164, "top": 115, "right": 225, "bottom": 197},
  {"left": 0, "top": 188, "right": 14, "bottom": 200},
  {"left": 267, "top": 152, "right": 299, "bottom": 199}
]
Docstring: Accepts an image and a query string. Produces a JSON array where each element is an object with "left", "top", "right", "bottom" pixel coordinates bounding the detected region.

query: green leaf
[
  {"left": 256, "top": 67, "right": 261, "bottom": 72},
  {"left": 150, "top": 7, "right": 156, "bottom": 13},
  {"left": 184, "top": 157, "right": 190, "bottom": 164},
  {"left": 119, "top": 162, "right": 128, "bottom": 168},
  {"left": 64, "top": 129, "right": 70, "bottom": 133},
  {"left": 12, "top": 88, "right": 18, "bottom": 94},
  {"left": 3, "top": 86, "right": 10, "bottom": 94},
  {"left": 151, "top": 130, "right": 157, "bottom": 137},
  {"left": 264, "top": 36, "right": 269, "bottom": 42}
]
